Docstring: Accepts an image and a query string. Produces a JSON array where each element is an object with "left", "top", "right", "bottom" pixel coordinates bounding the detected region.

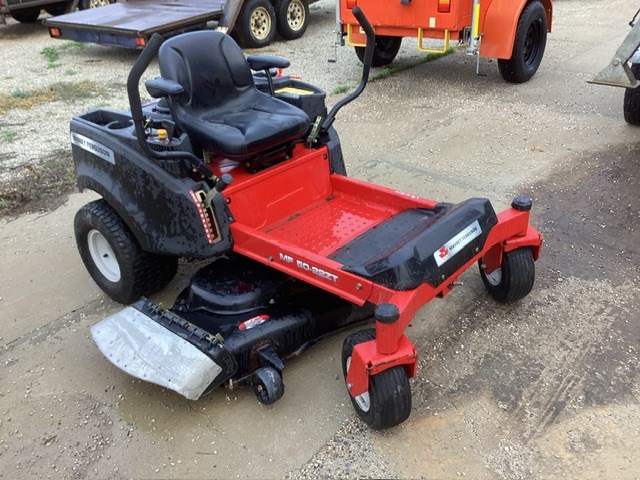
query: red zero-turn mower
[{"left": 71, "top": 8, "right": 541, "bottom": 429}]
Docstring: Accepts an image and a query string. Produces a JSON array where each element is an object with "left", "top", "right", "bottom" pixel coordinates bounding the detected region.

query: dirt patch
[
  {"left": 0, "top": 81, "right": 99, "bottom": 115},
  {"left": 0, "top": 149, "right": 76, "bottom": 217}
]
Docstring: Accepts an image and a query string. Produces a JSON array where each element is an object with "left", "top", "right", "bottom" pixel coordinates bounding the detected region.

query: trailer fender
[{"left": 480, "top": 0, "right": 552, "bottom": 60}]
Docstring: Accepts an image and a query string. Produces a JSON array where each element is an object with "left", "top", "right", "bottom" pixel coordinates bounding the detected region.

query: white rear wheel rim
[
  {"left": 87, "top": 229, "right": 121, "bottom": 283},
  {"left": 485, "top": 266, "right": 503, "bottom": 286}
]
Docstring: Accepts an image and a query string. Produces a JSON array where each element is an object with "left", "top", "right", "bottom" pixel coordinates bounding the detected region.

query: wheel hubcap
[
  {"left": 250, "top": 7, "right": 271, "bottom": 40},
  {"left": 346, "top": 357, "right": 371, "bottom": 412},
  {"left": 87, "top": 229, "right": 121, "bottom": 283},
  {"left": 485, "top": 266, "right": 503, "bottom": 286},
  {"left": 287, "top": 0, "right": 305, "bottom": 30},
  {"left": 89, "top": 0, "right": 112, "bottom": 7}
]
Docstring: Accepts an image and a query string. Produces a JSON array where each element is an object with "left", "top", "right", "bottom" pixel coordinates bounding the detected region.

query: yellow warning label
[{"left": 275, "top": 87, "right": 314, "bottom": 95}]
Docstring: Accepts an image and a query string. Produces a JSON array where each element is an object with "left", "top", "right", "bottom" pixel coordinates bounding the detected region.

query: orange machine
[{"left": 337, "top": 0, "right": 553, "bottom": 83}]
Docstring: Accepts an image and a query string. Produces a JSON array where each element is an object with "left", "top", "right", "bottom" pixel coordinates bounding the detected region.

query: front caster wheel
[
  {"left": 479, "top": 247, "right": 535, "bottom": 302},
  {"left": 74, "top": 200, "right": 178, "bottom": 304},
  {"left": 252, "top": 367, "right": 284, "bottom": 405},
  {"left": 342, "top": 330, "right": 412, "bottom": 430}
]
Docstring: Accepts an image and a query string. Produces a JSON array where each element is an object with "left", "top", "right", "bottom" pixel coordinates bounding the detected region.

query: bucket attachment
[{"left": 591, "top": 19, "right": 640, "bottom": 88}]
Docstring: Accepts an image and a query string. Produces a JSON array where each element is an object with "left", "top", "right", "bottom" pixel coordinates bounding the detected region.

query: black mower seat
[{"left": 156, "top": 31, "right": 310, "bottom": 159}]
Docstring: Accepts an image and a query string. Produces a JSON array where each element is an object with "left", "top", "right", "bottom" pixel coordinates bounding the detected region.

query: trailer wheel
[
  {"left": 11, "top": 8, "right": 41, "bottom": 23},
  {"left": 479, "top": 248, "right": 535, "bottom": 302},
  {"left": 623, "top": 63, "right": 640, "bottom": 125},
  {"left": 275, "top": 0, "right": 309, "bottom": 40},
  {"left": 252, "top": 367, "right": 285, "bottom": 405},
  {"left": 498, "top": 0, "right": 547, "bottom": 83},
  {"left": 235, "top": 0, "right": 277, "bottom": 48},
  {"left": 79, "top": 0, "right": 116, "bottom": 9},
  {"left": 342, "top": 329, "right": 412, "bottom": 430},
  {"left": 355, "top": 36, "right": 402, "bottom": 67},
  {"left": 74, "top": 200, "right": 178, "bottom": 304},
  {"left": 44, "top": 2, "right": 73, "bottom": 16}
]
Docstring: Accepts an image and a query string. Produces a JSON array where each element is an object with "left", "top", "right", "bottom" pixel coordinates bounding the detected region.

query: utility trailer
[
  {"left": 44, "top": 0, "right": 314, "bottom": 48},
  {"left": 336, "top": 0, "right": 553, "bottom": 83},
  {"left": 591, "top": 7, "right": 640, "bottom": 125}
]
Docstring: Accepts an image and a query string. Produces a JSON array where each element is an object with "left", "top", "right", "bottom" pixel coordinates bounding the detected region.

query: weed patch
[
  {"left": 0, "top": 150, "right": 75, "bottom": 217},
  {"left": 0, "top": 81, "right": 99, "bottom": 114},
  {"left": 0, "top": 130, "right": 17, "bottom": 143}
]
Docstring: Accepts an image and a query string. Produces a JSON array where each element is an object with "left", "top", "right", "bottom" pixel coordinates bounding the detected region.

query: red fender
[{"left": 480, "top": 0, "right": 553, "bottom": 60}]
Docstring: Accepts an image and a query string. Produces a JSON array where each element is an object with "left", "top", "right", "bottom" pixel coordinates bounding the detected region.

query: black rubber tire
[
  {"left": 498, "top": 0, "right": 547, "bottom": 83},
  {"left": 623, "top": 63, "right": 640, "bottom": 125},
  {"left": 235, "top": 0, "right": 277, "bottom": 48},
  {"left": 252, "top": 367, "right": 285, "bottom": 405},
  {"left": 275, "top": 0, "right": 309, "bottom": 40},
  {"left": 74, "top": 199, "right": 178, "bottom": 304},
  {"left": 11, "top": 8, "right": 41, "bottom": 23},
  {"left": 342, "top": 329, "right": 412, "bottom": 430},
  {"left": 79, "top": 0, "right": 116, "bottom": 10},
  {"left": 355, "top": 36, "right": 402, "bottom": 67},
  {"left": 44, "top": 1, "right": 73, "bottom": 16},
  {"left": 479, "top": 248, "right": 535, "bottom": 302}
]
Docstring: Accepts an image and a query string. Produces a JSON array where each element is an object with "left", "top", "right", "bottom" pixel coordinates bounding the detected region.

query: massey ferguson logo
[{"left": 434, "top": 220, "right": 482, "bottom": 267}]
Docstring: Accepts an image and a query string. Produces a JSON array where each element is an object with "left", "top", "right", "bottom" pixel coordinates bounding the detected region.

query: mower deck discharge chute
[{"left": 71, "top": 7, "right": 542, "bottom": 429}]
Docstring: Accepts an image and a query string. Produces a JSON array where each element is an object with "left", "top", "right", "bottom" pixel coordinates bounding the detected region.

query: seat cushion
[
  {"left": 174, "top": 90, "right": 310, "bottom": 158},
  {"left": 158, "top": 30, "right": 310, "bottom": 159}
]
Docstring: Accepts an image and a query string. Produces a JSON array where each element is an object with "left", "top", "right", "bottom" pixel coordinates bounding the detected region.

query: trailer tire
[
  {"left": 11, "top": 8, "right": 41, "bottom": 23},
  {"left": 498, "top": 0, "right": 547, "bottom": 83},
  {"left": 74, "top": 200, "right": 178, "bottom": 304},
  {"left": 235, "top": 0, "right": 277, "bottom": 48},
  {"left": 479, "top": 248, "right": 535, "bottom": 302},
  {"left": 275, "top": 0, "right": 308, "bottom": 40},
  {"left": 355, "top": 36, "right": 402, "bottom": 67},
  {"left": 44, "top": 2, "right": 73, "bottom": 16},
  {"left": 342, "top": 329, "right": 412, "bottom": 430},
  {"left": 623, "top": 63, "right": 640, "bottom": 125},
  {"left": 79, "top": 0, "right": 116, "bottom": 9}
]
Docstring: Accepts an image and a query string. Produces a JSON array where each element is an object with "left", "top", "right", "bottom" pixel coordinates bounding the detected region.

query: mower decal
[
  {"left": 70, "top": 132, "right": 115, "bottom": 165},
  {"left": 279, "top": 252, "right": 339, "bottom": 283},
  {"left": 434, "top": 220, "right": 482, "bottom": 267}
]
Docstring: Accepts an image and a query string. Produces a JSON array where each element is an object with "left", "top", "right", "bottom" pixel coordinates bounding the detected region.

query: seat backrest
[{"left": 158, "top": 30, "right": 256, "bottom": 114}]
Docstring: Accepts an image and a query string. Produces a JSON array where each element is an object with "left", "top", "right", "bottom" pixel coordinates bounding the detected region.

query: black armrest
[
  {"left": 145, "top": 77, "right": 184, "bottom": 99},
  {"left": 247, "top": 54, "right": 290, "bottom": 71}
]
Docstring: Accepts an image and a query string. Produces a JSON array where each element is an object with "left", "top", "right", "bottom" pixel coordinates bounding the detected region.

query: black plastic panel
[{"left": 331, "top": 199, "right": 498, "bottom": 290}]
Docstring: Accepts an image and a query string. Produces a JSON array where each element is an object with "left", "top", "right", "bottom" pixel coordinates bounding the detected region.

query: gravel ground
[{"left": 0, "top": 0, "right": 438, "bottom": 215}]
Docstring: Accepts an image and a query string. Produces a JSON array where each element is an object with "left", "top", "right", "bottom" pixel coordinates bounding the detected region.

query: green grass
[
  {"left": 65, "top": 68, "right": 77, "bottom": 76},
  {"left": 0, "top": 130, "right": 16, "bottom": 143},
  {"left": 41, "top": 41, "right": 85, "bottom": 69},
  {"left": 332, "top": 84, "right": 352, "bottom": 95},
  {"left": 0, "top": 81, "right": 99, "bottom": 114},
  {"left": 369, "top": 48, "right": 454, "bottom": 82}
]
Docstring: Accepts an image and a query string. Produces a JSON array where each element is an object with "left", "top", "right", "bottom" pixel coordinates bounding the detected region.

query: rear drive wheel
[
  {"left": 624, "top": 63, "right": 640, "bottom": 125},
  {"left": 498, "top": 0, "right": 547, "bottom": 83},
  {"left": 235, "top": 0, "right": 277, "bottom": 48},
  {"left": 79, "top": 0, "right": 116, "bottom": 9},
  {"left": 275, "top": 0, "right": 309, "bottom": 40},
  {"left": 342, "top": 329, "right": 412, "bottom": 430},
  {"left": 252, "top": 367, "right": 285, "bottom": 405},
  {"left": 11, "top": 8, "right": 41, "bottom": 23},
  {"left": 355, "top": 36, "right": 402, "bottom": 67},
  {"left": 479, "top": 248, "right": 535, "bottom": 302},
  {"left": 74, "top": 199, "right": 178, "bottom": 304}
]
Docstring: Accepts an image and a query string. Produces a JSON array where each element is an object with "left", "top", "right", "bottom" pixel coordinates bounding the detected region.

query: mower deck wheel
[
  {"left": 342, "top": 329, "right": 412, "bottom": 430},
  {"left": 479, "top": 247, "right": 535, "bottom": 302},
  {"left": 74, "top": 199, "right": 178, "bottom": 304},
  {"left": 252, "top": 367, "right": 284, "bottom": 405}
]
